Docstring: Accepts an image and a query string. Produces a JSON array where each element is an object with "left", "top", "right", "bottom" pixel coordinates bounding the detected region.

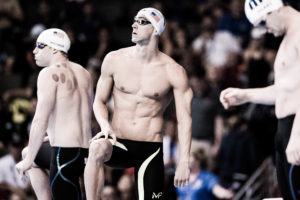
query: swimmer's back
[{"left": 46, "top": 62, "right": 92, "bottom": 148}]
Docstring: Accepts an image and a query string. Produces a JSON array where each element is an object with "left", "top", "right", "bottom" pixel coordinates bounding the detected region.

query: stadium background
[{"left": 1, "top": 0, "right": 300, "bottom": 199}]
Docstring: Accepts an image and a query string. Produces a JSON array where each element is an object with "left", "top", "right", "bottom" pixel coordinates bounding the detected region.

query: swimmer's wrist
[
  {"left": 178, "top": 160, "right": 189, "bottom": 164},
  {"left": 242, "top": 89, "right": 251, "bottom": 103},
  {"left": 100, "top": 123, "right": 112, "bottom": 132},
  {"left": 23, "top": 157, "right": 33, "bottom": 165}
]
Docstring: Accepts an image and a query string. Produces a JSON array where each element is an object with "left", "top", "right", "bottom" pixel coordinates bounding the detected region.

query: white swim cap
[
  {"left": 136, "top": 7, "right": 166, "bottom": 35},
  {"left": 245, "top": 0, "right": 283, "bottom": 25},
  {"left": 36, "top": 28, "right": 71, "bottom": 53}
]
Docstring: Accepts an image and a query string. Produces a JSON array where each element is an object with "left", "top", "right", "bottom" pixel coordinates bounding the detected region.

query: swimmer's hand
[
  {"left": 90, "top": 129, "right": 116, "bottom": 145},
  {"left": 15, "top": 159, "right": 32, "bottom": 179},
  {"left": 174, "top": 161, "right": 190, "bottom": 188},
  {"left": 220, "top": 88, "right": 248, "bottom": 109},
  {"left": 286, "top": 136, "right": 300, "bottom": 165}
]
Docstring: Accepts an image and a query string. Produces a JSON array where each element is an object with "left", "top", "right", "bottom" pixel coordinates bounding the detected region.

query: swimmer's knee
[{"left": 88, "top": 139, "right": 112, "bottom": 162}]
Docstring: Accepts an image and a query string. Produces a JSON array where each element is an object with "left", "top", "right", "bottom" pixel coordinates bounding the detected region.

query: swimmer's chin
[
  {"left": 35, "top": 61, "right": 47, "bottom": 67},
  {"left": 268, "top": 29, "right": 284, "bottom": 37},
  {"left": 131, "top": 38, "right": 138, "bottom": 43},
  {"left": 273, "top": 32, "right": 284, "bottom": 37}
]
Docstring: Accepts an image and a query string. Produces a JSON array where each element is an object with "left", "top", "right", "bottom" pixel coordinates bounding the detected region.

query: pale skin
[
  {"left": 220, "top": 6, "right": 300, "bottom": 165},
  {"left": 15, "top": 42, "right": 93, "bottom": 199},
  {"left": 84, "top": 15, "right": 193, "bottom": 200}
]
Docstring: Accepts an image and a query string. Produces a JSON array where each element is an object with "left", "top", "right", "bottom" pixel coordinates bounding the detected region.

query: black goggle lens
[{"left": 134, "top": 19, "right": 151, "bottom": 25}]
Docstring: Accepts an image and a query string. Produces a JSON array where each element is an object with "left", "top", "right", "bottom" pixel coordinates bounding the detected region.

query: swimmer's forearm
[
  {"left": 245, "top": 85, "right": 276, "bottom": 105},
  {"left": 25, "top": 119, "right": 47, "bottom": 163},
  {"left": 93, "top": 101, "right": 111, "bottom": 131},
  {"left": 177, "top": 89, "right": 193, "bottom": 162},
  {"left": 177, "top": 118, "right": 192, "bottom": 162}
]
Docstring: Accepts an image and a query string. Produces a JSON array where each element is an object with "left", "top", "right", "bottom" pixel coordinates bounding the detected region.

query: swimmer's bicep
[
  {"left": 101, "top": 52, "right": 115, "bottom": 76},
  {"left": 35, "top": 69, "right": 57, "bottom": 120},
  {"left": 173, "top": 87, "right": 193, "bottom": 120},
  {"left": 168, "top": 63, "right": 189, "bottom": 92},
  {"left": 94, "top": 71, "right": 114, "bottom": 102},
  {"left": 95, "top": 53, "right": 115, "bottom": 102},
  {"left": 169, "top": 64, "right": 193, "bottom": 116},
  {"left": 168, "top": 64, "right": 192, "bottom": 101}
]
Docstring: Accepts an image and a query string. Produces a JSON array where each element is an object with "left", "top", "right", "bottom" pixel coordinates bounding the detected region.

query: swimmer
[
  {"left": 16, "top": 28, "right": 93, "bottom": 200},
  {"left": 220, "top": 0, "right": 300, "bottom": 199},
  {"left": 84, "top": 7, "right": 193, "bottom": 200}
]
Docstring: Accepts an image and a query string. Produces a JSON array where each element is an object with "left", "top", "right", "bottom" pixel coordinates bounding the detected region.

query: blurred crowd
[{"left": 1, "top": 0, "right": 300, "bottom": 199}]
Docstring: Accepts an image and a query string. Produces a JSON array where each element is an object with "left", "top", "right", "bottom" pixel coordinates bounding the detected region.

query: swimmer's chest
[
  {"left": 274, "top": 38, "right": 300, "bottom": 74},
  {"left": 274, "top": 38, "right": 300, "bottom": 88},
  {"left": 113, "top": 63, "right": 171, "bottom": 98}
]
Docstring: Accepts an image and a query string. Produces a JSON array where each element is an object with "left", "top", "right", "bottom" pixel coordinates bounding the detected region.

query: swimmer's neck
[
  {"left": 48, "top": 53, "right": 69, "bottom": 67},
  {"left": 133, "top": 37, "right": 160, "bottom": 62},
  {"left": 279, "top": 6, "right": 300, "bottom": 35}
]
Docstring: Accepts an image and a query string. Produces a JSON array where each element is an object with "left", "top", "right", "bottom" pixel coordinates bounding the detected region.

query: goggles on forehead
[
  {"left": 36, "top": 43, "right": 47, "bottom": 49},
  {"left": 133, "top": 18, "right": 151, "bottom": 26}
]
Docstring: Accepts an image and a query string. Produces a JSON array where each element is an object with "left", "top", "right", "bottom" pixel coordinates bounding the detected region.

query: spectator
[
  {"left": 189, "top": 74, "right": 224, "bottom": 167},
  {"left": 217, "top": 0, "right": 251, "bottom": 39},
  {"left": 176, "top": 148, "right": 233, "bottom": 200},
  {"left": 215, "top": 115, "right": 260, "bottom": 192},
  {"left": 117, "top": 174, "right": 135, "bottom": 200},
  {"left": 0, "top": 133, "right": 30, "bottom": 200},
  {"left": 101, "top": 185, "right": 119, "bottom": 200},
  {"left": 192, "top": 15, "right": 241, "bottom": 68},
  {"left": 0, "top": 55, "right": 22, "bottom": 96}
]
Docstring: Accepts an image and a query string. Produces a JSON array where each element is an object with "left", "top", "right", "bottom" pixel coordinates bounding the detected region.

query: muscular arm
[
  {"left": 25, "top": 68, "right": 57, "bottom": 164},
  {"left": 169, "top": 64, "right": 192, "bottom": 162},
  {"left": 245, "top": 85, "right": 276, "bottom": 105},
  {"left": 220, "top": 85, "right": 276, "bottom": 109},
  {"left": 168, "top": 63, "right": 193, "bottom": 187},
  {"left": 93, "top": 53, "right": 114, "bottom": 131}
]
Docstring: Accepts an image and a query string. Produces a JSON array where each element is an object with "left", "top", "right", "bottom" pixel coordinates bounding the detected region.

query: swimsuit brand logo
[{"left": 152, "top": 192, "right": 163, "bottom": 199}]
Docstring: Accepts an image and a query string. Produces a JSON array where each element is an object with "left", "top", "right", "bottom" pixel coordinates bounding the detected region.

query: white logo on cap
[
  {"left": 248, "top": 0, "right": 263, "bottom": 10},
  {"left": 53, "top": 31, "right": 65, "bottom": 39}
]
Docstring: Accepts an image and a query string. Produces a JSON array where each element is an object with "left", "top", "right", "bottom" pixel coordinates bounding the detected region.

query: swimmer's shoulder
[
  {"left": 158, "top": 52, "right": 183, "bottom": 71},
  {"left": 37, "top": 66, "right": 61, "bottom": 85},
  {"left": 69, "top": 61, "right": 91, "bottom": 79},
  {"left": 105, "top": 46, "right": 134, "bottom": 59},
  {"left": 158, "top": 52, "right": 188, "bottom": 84},
  {"left": 101, "top": 47, "right": 134, "bottom": 72}
]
